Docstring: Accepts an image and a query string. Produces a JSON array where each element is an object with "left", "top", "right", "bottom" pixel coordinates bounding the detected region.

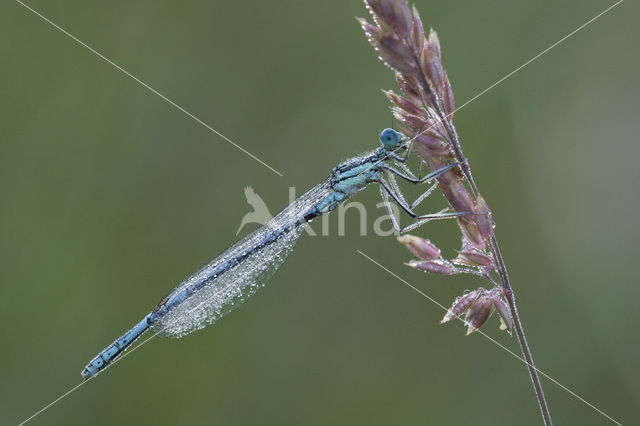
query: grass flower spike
[{"left": 359, "top": 1, "right": 552, "bottom": 423}]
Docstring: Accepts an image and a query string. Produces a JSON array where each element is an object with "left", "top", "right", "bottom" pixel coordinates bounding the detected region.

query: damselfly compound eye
[{"left": 380, "top": 128, "right": 400, "bottom": 148}]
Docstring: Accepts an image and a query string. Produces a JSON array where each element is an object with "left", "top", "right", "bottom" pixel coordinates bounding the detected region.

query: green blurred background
[{"left": 1, "top": 0, "right": 637, "bottom": 424}]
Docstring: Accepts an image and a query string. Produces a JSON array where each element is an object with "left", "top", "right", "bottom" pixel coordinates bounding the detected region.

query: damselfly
[{"left": 82, "top": 128, "right": 465, "bottom": 380}]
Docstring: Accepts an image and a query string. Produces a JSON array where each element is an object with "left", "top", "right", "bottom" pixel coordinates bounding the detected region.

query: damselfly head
[{"left": 379, "top": 128, "right": 406, "bottom": 150}]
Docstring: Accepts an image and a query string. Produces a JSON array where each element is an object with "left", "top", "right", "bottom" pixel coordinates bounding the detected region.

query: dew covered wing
[{"left": 150, "top": 180, "right": 332, "bottom": 338}]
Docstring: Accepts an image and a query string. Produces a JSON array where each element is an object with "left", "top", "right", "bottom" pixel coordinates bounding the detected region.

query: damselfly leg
[
  {"left": 383, "top": 161, "right": 460, "bottom": 185},
  {"left": 379, "top": 184, "right": 468, "bottom": 234},
  {"left": 378, "top": 161, "right": 470, "bottom": 234}
]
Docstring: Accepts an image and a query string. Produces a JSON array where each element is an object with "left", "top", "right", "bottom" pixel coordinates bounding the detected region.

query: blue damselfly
[{"left": 82, "top": 128, "right": 464, "bottom": 379}]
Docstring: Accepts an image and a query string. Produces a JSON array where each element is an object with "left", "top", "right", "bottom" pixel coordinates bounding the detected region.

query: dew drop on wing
[{"left": 150, "top": 180, "right": 332, "bottom": 339}]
